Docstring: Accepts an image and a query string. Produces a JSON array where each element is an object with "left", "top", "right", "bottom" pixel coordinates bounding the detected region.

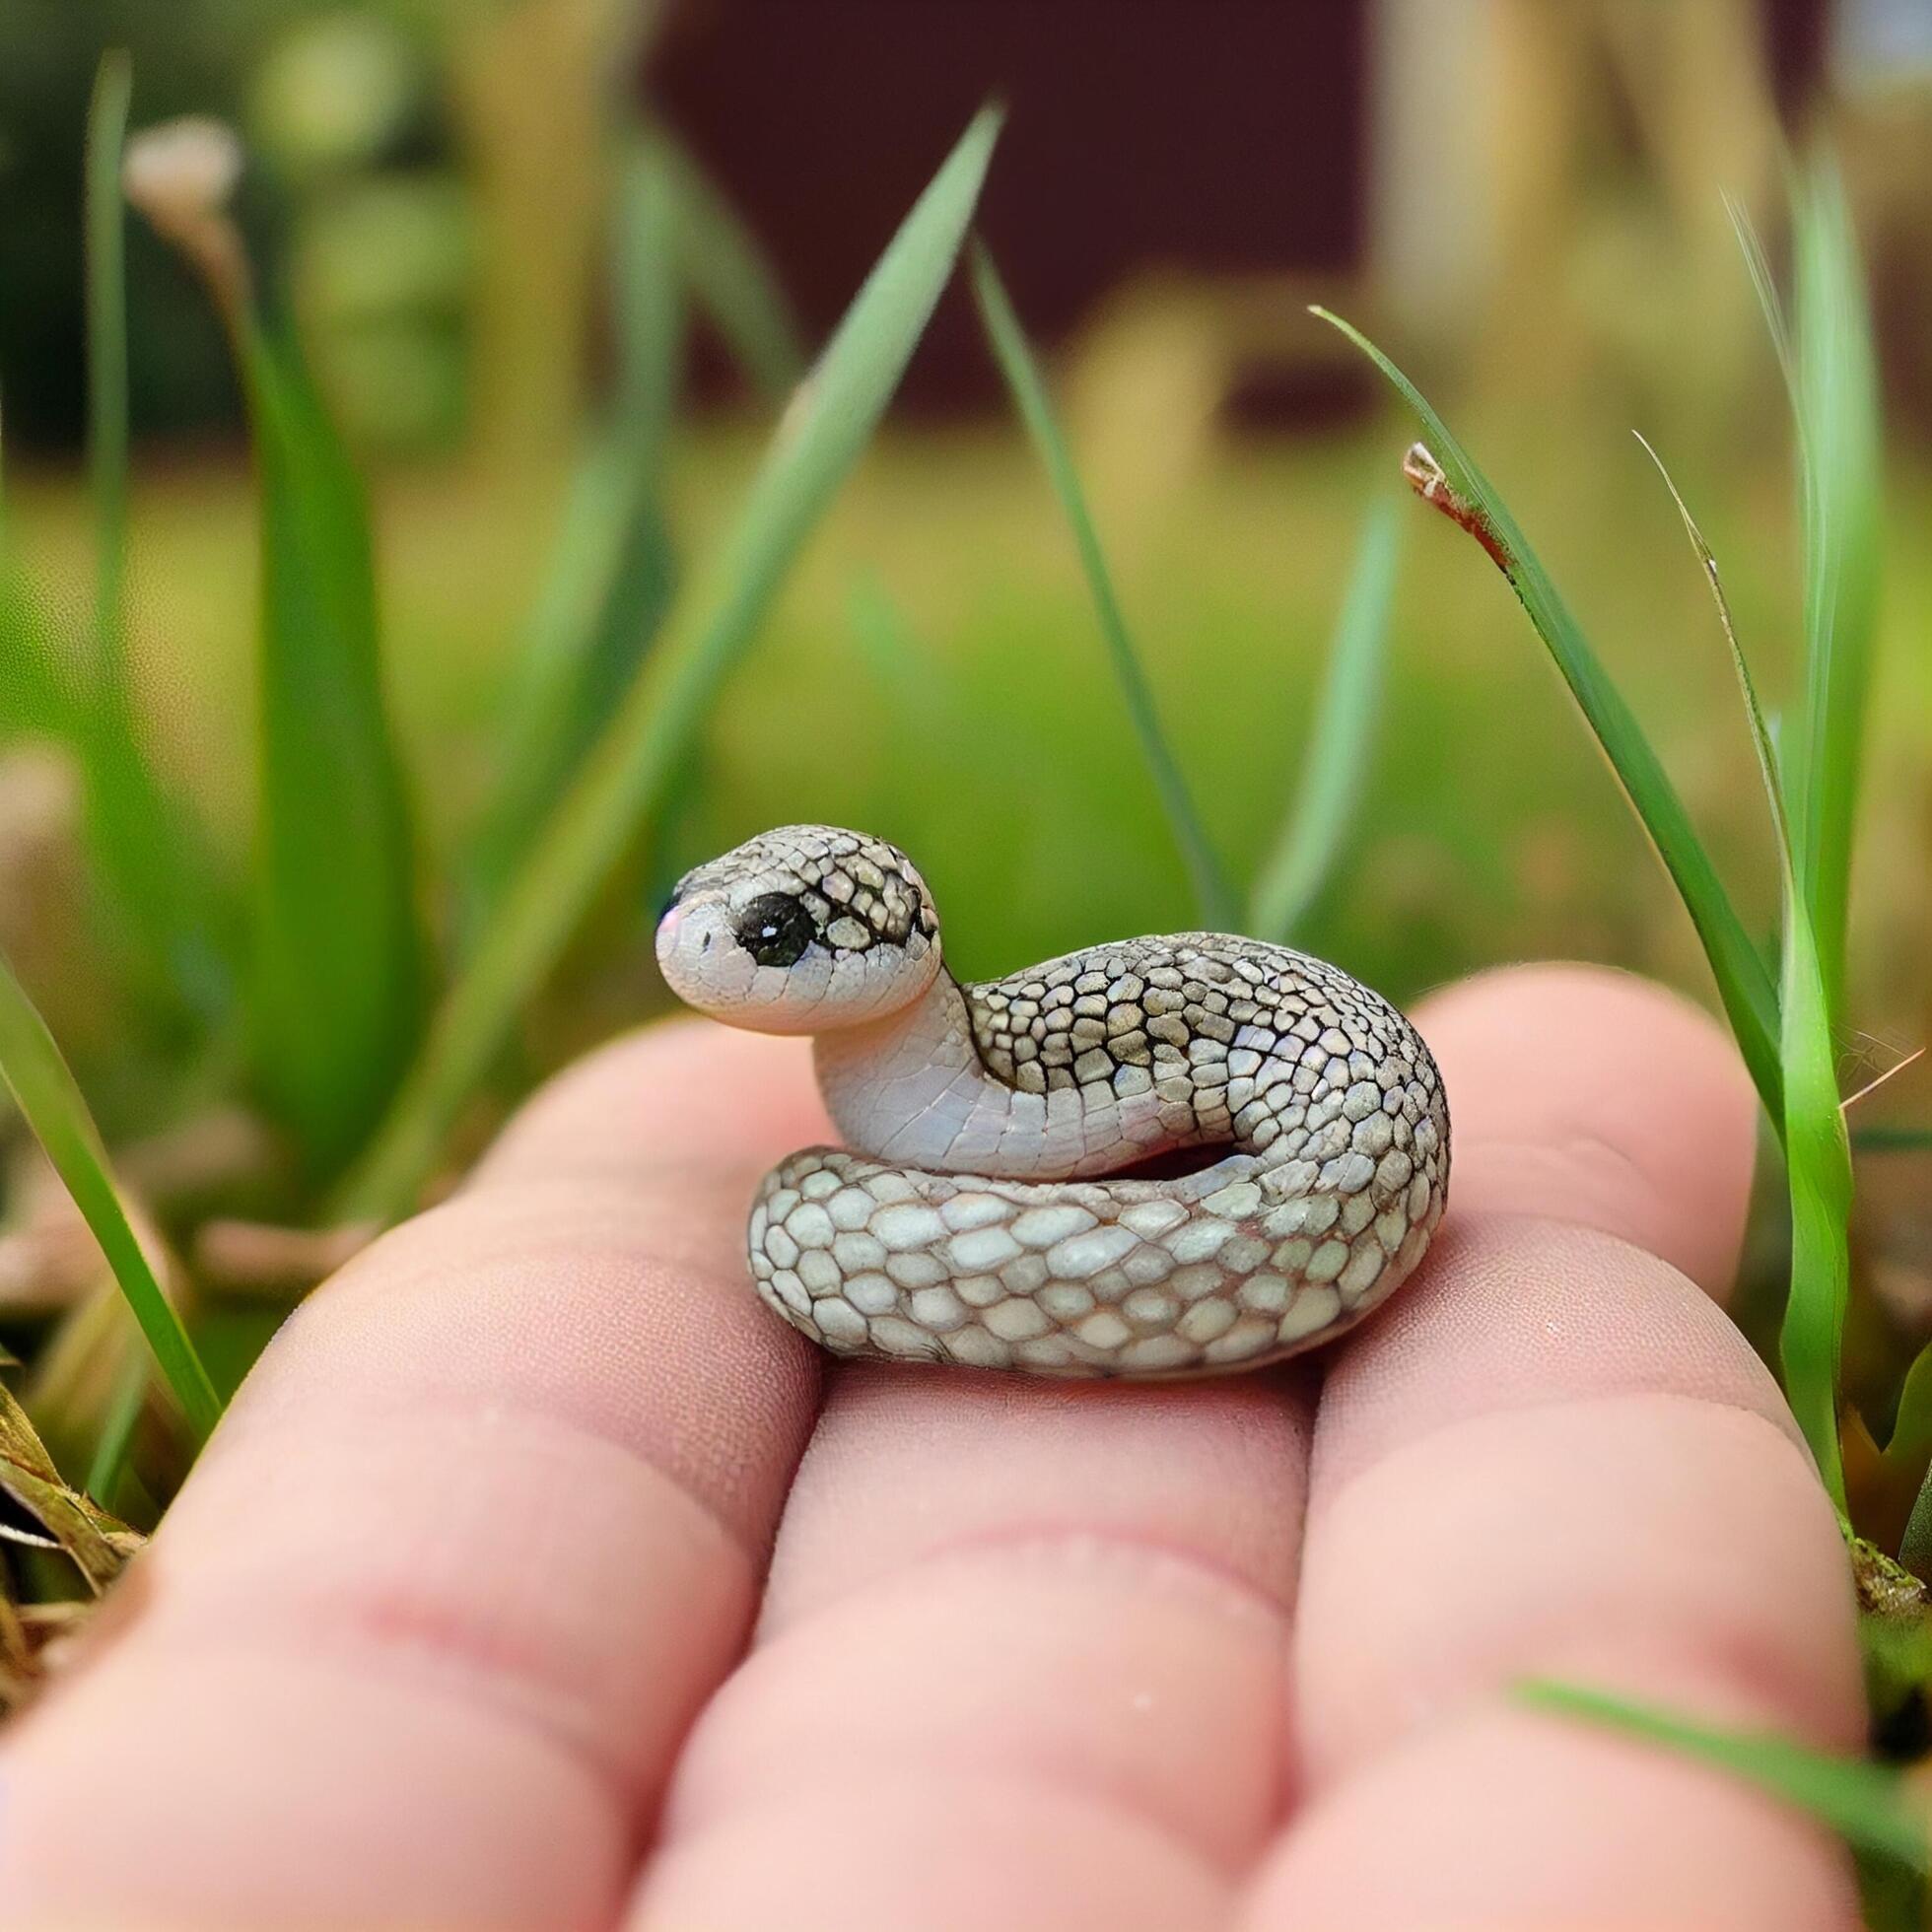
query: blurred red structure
[{"left": 648, "top": 0, "right": 1826, "bottom": 414}]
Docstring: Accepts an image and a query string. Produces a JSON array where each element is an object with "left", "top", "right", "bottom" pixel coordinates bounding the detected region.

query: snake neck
[{"left": 812, "top": 970, "right": 1018, "bottom": 1172}]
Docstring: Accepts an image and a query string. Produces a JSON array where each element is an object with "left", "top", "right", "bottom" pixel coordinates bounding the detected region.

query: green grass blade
[
  {"left": 1724, "top": 192, "right": 1797, "bottom": 405},
  {"left": 243, "top": 326, "right": 428, "bottom": 1174},
  {"left": 84, "top": 1355, "right": 147, "bottom": 1505},
  {"left": 1632, "top": 438, "right": 1790, "bottom": 853},
  {"left": 1881, "top": 1343, "right": 1932, "bottom": 1565},
  {"left": 1522, "top": 1681, "right": 1925, "bottom": 1869},
  {"left": 611, "top": 130, "right": 688, "bottom": 440},
  {"left": 1898, "top": 1448, "right": 1932, "bottom": 1578},
  {"left": 1785, "top": 155, "right": 1883, "bottom": 1032},
  {"left": 0, "top": 407, "right": 65, "bottom": 742},
  {"left": 971, "top": 242, "right": 1236, "bottom": 929},
  {"left": 1314, "top": 307, "right": 1783, "bottom": 1121},
  {"left": 1778, "top": 852, "right": 1855, "bottom": 1512},
  {"left": 333, "top": 106, "right": 1003, "bottom": 1222},
  {"left": 87, "top": 52, "right": 131, "bottom": 685},
  {"left": 1249, "top": 497, "right": 1400, "bottom": 942},
  {"left": 81, "top": 53, "right": 227, "bottom": 1022},
  {"left": 1854, "top": 1125, "right": 1932, "bottom": 1154},
  {"left": 653, "top": 121, "right": 808, "bottom": 399},
  {"left": 466, "top": 131, "right": 683, "bottom": 932},
  {"left": 0, "top": 947, "right": 220, "bottom": 1442},
  {"left": 0, "top": 1375, "right": 129, "bottom": 1593},
  {"left": 1635, "top": 432, "right": 1848, "bottom": 1509}
]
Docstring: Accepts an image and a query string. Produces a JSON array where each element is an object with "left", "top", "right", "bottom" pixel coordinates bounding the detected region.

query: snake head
[{"left": 655, "top": 824, "right": 942, "bottom": 1035}]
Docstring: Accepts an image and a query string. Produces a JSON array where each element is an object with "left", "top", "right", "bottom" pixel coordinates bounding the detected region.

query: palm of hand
[{"left": 0, "top": 967, "right": 1861, "bottom": 1931}]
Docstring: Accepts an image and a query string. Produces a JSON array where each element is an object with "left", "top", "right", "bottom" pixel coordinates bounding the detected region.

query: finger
[
  {"left": 0, "top": 1021, "right": 825, "bottom": 1932},
  {"left": 1243, "top": 964, "right": 1863, "bottom": 1931},
  {"left": 630, "top": 1364, "right": 1314, "bottom": 1930},
  {"left": 1244, "top": 1705, "right": 1857, "bottom": 1932},
  {"left": 1414, "top": 962, "right": 1760, "bottom": 1297}
]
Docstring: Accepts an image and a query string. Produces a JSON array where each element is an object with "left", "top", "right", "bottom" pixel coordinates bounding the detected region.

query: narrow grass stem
[
  {"left": 85, "top": 1356, "right": 148, "bottom": 1504},
  {"left": 1521, "top": 1681, "right": 1927, "bottom": 1872},
  {"left": 85, "top": 52, "right": 132, "bottom": 690},
  {"left": 1633, "top": 430, "right": 1850, "bottom": 1516},
  {"left": 1249, "top": 498, "right": 1399, "bottom": 942},
  {"left": 0, "top": 950, "right": 220, "bottom": 1444},
  {"left": 970, "top": 242, "right": 1237, "bottom": 930}
]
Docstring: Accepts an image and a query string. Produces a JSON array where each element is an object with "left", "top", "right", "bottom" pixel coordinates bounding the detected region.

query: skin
[{"left": 0, "top": 964, "right": 1862, "bottom": 1930}]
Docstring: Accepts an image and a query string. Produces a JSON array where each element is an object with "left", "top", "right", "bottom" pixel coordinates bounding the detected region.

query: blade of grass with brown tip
[
  {"left": 1314, "top": 307, "right": 1782, "bottom": 1121},
  {"left": 971, "top": 242, "right": 1236, "bottom": 929},
  {"left": 0, "top": 1376, "right": 128, "bottom": 1594},
  {"left": 1249, "top": 497, "right": 1400, "bottom": 942},
  {"left": 0, "top": 947, "right": 220, "bottom": 1443},
  {"left": 333, "top": 107, "right": 1003, "bottom": 1223},
  {"left": 1520, "top": 1681, "right": 1926, "bottom": 1873}
]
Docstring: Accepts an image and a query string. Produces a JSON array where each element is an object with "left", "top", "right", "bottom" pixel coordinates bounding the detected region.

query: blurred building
[
  {"left": 650, "top": 0, "right": 1827, "bottom": 417},
  {"left": 0, "top": 0, "right": 1861, "bottom": 450}
]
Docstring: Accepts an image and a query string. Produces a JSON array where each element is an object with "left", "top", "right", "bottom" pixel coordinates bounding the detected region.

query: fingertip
[
  {"left": 1414, "top": 963, "right": 1762, "bottom": 1297},
  {"left": 1239, "top": 1705, "right": 1857, "bottom": 1932}
]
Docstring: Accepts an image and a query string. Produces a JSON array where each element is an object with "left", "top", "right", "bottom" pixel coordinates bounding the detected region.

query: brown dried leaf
[{"left": 0, "top": 1375, "right": 133, "bottom": 1594}]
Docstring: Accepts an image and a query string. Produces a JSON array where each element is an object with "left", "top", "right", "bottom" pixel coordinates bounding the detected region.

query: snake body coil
[{"left": 656, "top": 825, "right": 1449, "bottom": 1378}]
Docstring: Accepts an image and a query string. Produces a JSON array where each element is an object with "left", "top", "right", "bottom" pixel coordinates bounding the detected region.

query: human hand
[{"left": 0, "top": 965, "right": 1862, "bottom": 1930}]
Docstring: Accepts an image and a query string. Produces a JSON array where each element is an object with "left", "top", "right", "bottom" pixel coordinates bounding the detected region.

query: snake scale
[{"left": 656, "top": 825, "right": 1449, "bottom": 1378}]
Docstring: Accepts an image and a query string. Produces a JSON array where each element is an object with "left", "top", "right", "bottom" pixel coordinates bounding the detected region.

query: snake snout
[{"left": 655, "top": 897, "right": 734, "bottom": 1008}]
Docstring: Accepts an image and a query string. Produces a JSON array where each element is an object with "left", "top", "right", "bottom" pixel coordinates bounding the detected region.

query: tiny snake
[{"left": 656, "top": 825, "right": 1450, "bottom": 1377}]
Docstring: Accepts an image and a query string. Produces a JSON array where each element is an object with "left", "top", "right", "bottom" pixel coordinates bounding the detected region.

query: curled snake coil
[{"left": 656, "top": 825, "right": 1449, "bottom": 1378}]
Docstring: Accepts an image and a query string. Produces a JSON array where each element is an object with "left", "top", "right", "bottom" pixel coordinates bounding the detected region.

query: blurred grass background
[
  {"left": 1, "top": 0, "right": 1924, "bottom": 1016},
  {"left": 11, "top": 344, "right": 1930, "bottom": 1094}
]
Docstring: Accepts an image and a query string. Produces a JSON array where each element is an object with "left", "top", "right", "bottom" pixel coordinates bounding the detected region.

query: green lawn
[{"left": 13, "top": 416, "right": 1928, "bottom": 1041}]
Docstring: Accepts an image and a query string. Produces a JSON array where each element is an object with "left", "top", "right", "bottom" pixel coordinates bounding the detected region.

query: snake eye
[{"left": 734, "top": 892, "right": 817, "bottom": 968}]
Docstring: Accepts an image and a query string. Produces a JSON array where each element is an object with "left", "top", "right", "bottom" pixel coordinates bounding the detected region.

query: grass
[
  {"left": 651, "top": 119, "right": 809, "bottom": 401},
  {"left": 1310, "top": 306, "right": 1786, "bottom": 1120},
  {"left": 1247, "top": 497, "right": 1401, "bottom": 944},
  {"left": 970, "top": 242, "right": 1238, "bottom": 930},
  {"left": 0, "top": 947, "right": 219, "bottom": 1442},
  {"left": 1632, "top": 427, "right": 1853, "bottom": 1513},
  {"left": 243, "top": 325, "right": 427, "bottom": 1176},
  {"left": 1520, "top": 1682, "right": 1929, "bottom": 1874},
  {"left": 85, "top": 52, "right": 129, "bottom": 681},
  {"left": 1310, "top": 149, "right": 1882, "bottom": 1516},
  {"left": 1784, "top": 162, "right": 1884, "bottom": 1031},
  {"left": 79, "top": 53, "right": 223, "bottom": 1031}
]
